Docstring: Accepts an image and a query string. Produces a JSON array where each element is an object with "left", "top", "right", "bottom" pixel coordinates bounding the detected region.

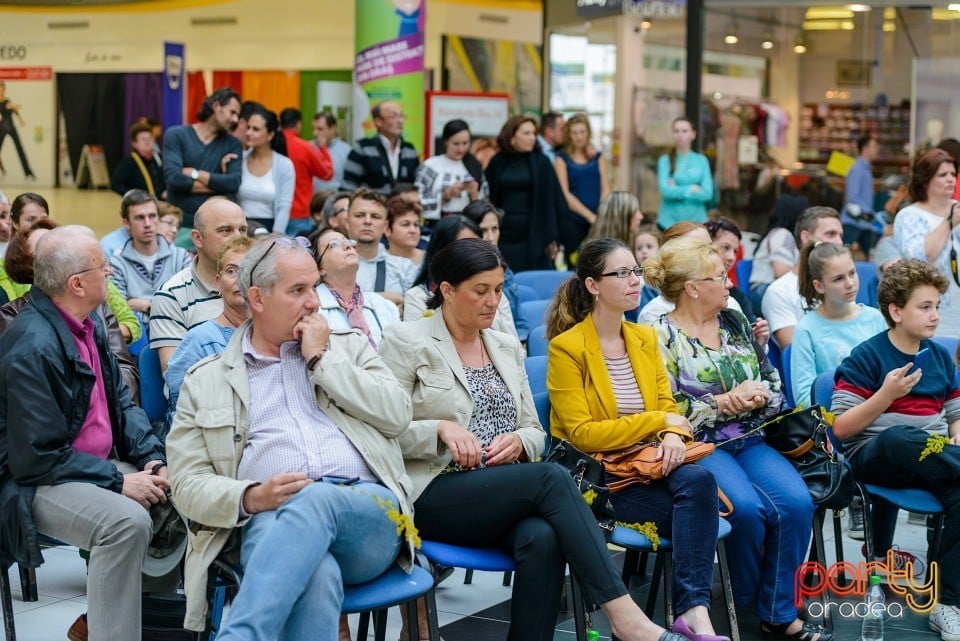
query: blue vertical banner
[{"left": 162, "top": 42, "right": 185, "bottom": 129}]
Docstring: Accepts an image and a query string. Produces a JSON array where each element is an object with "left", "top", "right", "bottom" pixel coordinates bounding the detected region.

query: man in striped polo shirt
[{"left": 149, "top": 198, "right": 247, "bottom": 371}]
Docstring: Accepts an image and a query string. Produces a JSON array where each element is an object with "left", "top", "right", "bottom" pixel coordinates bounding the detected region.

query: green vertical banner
[{"left": 354, "top": 0, "right": 425, "bottom": 155}]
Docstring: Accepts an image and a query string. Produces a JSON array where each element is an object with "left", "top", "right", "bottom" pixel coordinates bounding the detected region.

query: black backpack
[{"left": 142, "top": 592, "right": 196, "bottom": 641}]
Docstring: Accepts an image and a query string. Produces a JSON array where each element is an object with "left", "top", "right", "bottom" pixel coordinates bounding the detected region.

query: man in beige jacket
[{"left": 166, "top": 234, "right": 416, "bottom": 640}]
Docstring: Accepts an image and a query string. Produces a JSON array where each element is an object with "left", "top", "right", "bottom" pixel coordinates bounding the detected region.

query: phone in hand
[{"left": 910, "top": 347, "right": 931, "bottom": 374}]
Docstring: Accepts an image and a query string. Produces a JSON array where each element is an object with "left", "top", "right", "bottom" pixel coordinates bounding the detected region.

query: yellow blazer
[
  {"left": 380, "top": 308, "right": 545, "bottom": 499},
  {"left": 547, "top": 315, "right": 689, "bottom": 453}
]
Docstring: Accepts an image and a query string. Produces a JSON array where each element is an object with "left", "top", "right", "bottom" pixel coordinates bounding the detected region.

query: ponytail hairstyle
[
  {"left": 668, "top": 117, "right": 695, "bottom": 176},
  {"left": 797, "top": 241, "right": 854, "bottom": 308},
  {"left": 642, "top": 237, "right": 720, "bottom": 304},
  {"left": 546, "top": 237, "right": 628, "bottom": 340},
  {"left": 246, "top": 104, "right": 287, "bottom": 157},
  {"left": 661, "top": 220, "right": 707, "bottom": 245}
]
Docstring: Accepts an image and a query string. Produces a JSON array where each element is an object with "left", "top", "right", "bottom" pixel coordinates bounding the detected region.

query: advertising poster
[
  {"left": 353, "top": 0, "right": 425, "bottom": 155},
  {"left": 163, "top": 42, "right": 185, "bottom": 130},
  {"left": 0, "top": 67, "right": 54, "bottom": 187}
]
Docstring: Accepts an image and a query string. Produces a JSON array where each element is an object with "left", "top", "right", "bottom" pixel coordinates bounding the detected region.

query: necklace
[{"left": 453, "top": 336, "right": 487, "bottom": 368}]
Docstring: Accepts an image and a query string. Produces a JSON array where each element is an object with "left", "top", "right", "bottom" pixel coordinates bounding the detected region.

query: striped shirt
[
  {"left": 149, "top": 260, "right": 223, "bottom": 350},
  {"left": 235, "top": 328, "right": 376, "bottom": 484},
  {"left": 606, "top": 354, "right": 645, "bottom": 417}
]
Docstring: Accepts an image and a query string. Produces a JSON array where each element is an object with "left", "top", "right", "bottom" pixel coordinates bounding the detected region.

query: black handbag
[
  {"left": 762, "top": 405, "right": 855, "bottom": 510},
  {"left": 545, "top": 437, "right": 616, "bottom": 537}
]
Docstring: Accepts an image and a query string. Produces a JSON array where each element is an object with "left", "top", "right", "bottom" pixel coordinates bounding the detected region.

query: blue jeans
[
  {"left": 610, "top": 463, "right": 718, "bottom": 615},
  {"left": 216, "top": 481, "right": 403, "bottom": 641},
  {"left": 285, "top": 218, "right": 315, "bottom": 237},
  {"left": 699, "top": 437, "right": 814, "bottom": 624}
]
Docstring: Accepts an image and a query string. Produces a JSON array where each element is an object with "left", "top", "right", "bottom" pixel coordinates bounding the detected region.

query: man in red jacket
[{"left": 280, "top": 108, "right": 333, "bottom": 236}]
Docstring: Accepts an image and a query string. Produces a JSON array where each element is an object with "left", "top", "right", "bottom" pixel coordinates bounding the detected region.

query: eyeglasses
[
  {"left": 219, "top": 266, "right": 241, "bottom": 277},
  {"left": 246, "top": 235, "right": 312, "bottom": 288},
  {"left": 694, "top": 275, "right": 731, "bottom": 284},
  {"left": 600, "top": 266, "right": 643, "bottom": 279},
  {"left": 334, "top": 206, "right": 349, "bottom": 216},
  {"left": 70, "top": 260, "right": 110, "bottom": 278},
  {"left": 381, "top": 113, "right": 405, "bottom": 121},
  {"left": 318, "top": 238, "right": 358, "bottom": 263}
]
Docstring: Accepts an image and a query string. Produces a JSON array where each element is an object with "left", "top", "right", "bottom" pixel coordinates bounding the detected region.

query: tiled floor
[{"left": 3, "top": 508, "right": 941, "bottom": 640}]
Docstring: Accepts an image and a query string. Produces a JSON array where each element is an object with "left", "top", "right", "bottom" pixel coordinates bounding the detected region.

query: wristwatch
[{"left": 190, "top": 168, "right": 200, "bottom": 181}]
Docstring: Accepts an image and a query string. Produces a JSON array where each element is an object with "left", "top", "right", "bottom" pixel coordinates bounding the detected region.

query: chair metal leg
[
  {"left": 808, "top": 509, "right": 833, "bottom": 629},
  {"left": 832, "top": 509, "right": 846, "bottom": 587},
  {"left": 356, "top": 611, "right": 371, "bottom": 641},
  {"left": 423, "top": 587, "right": 441, "bottom": 641},
  {"left": 621, "top": 550, "right": 639, "bottom": 589},
  {"left": 372, "top": 608, "right": 388, "bottom": 641},
  {"left": 568, "top": 571, "right": 588, "bottom": 641},
  {"left": 16, "top": 566, "right": 36, "bottom": 603},
  {"left": 2, "top": 565, "right": 17, "bottom": 641},
  {"left": 637, "top": 552, "right": 649, "bottom": 579},
  {"left": 645, "top": 553, "right": 663, "bottom": 618},
  {"left": 662, "top": 552, "right": 674, "bottom": 631},
  {"left": 860, "top": 486, "right": 876, "bottom": 565},
  {"left": 402, "top": 600, "right": 421, "bottom": 641},
  {"left": 716, "top": 540, "right": 740, "bottom": 641},
  {"left": 463, "top": 569, "right": 473, "bottom": 585},
  {"left": 929, "top": 514, "right": 945, "bottom": 586}
]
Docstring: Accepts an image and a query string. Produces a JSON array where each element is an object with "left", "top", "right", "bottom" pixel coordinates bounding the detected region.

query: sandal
[{"left": 760, "top": 620, "right": 834, "bottom": 641}]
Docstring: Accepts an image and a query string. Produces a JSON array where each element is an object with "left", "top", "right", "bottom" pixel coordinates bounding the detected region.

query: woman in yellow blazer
[
  {"left": 381, "top": 237, "right": 686, "bottom": 641},
  {"left": 547, "top": 237, "right": 726, "bottom": 641}
]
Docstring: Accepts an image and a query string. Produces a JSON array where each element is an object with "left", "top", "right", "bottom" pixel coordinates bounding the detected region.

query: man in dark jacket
[
  {"left": 341, "top": 101, "right": 420, "bottom": 193},
  {"left": 0, "top": 225, "right": 167, "bottom": 641}
]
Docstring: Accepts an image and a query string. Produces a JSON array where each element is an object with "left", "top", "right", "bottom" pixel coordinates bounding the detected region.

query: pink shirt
[{"left": 53, "top": 303, "right": 113, "bottom": 459}]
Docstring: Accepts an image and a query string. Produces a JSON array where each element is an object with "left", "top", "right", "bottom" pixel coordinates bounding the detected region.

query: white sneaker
[{"left": 930, "top": 604, "right": 960, "bottom": 641}]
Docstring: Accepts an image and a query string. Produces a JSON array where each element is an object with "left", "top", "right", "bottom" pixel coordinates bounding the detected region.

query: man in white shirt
[
  {"left": 344, "top": 188, "right": 416, "bottom": 307},
  {"left": 312, "top": 111, "right": 352, "bottom": 192},
  {"left": 762, "top": 206, "right": 844, "bottom": 348}
]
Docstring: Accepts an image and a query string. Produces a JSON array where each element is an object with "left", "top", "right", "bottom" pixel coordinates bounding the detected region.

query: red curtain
[
  {"left": 212, "top": 71, "right": 243, "bottom": 97},
  {"left": 186, "top": 71, "right": 208, "bottom": 124}
]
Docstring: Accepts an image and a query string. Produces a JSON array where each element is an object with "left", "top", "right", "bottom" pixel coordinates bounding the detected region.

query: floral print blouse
[{"left": 652, "top": 309, "right": 783, "bottom": 444}]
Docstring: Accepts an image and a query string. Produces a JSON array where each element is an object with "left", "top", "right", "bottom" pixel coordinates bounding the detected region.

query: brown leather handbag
[{"left": 597, "top": 441, "right": 716, "bottom": 492}]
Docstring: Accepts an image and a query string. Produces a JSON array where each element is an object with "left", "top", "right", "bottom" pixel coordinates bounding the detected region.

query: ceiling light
[
  {"left": 883, "top": 21, "right": 896, "bottom": 31},
  {"left": 805, "top": 7, "right": 854, "bottom": 20},
  {"left": 640, "top": 17, "right": 653, "bottom": 30},
  {"left": 845, "top": 4, "right": 871, "bottom": 11},
  {"left": 724, "top": 14, "right": 739, "bottom": 45},
  {"left": 794, "top": 34, "right": 808, "bottom": 54},
  {"left": 761, "top": 37, "right": 774, "bottom": 49},
  {"left": 724, "top": 32, "right": 739, "bottom": 44},
  {"left": 950, "top": 3, "right": 960, "bottom": 10}
]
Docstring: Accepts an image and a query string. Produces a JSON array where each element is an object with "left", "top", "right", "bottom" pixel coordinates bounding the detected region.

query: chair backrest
[
  {"left": 812, "top": 368, "right": 837, "bottom": 410},
  {"left": 533, "top": 391, "right": 551, "bottom": 455},
  {"left": 139, "top": 345, "right": 168, "bottom": 422},
  {"left": 516, "top": 284, "right": 540, "bottom": 304},
  {"left": 512, "top": 270, "right": 571, "bottom": 300},
  {"left": 524, "top": 355, "right": 547, "bottom": 396},
  {"left": 766, "top": 340, "right": 782, "bottom": 373},
  {"left": 932, "top": 336, "right": 960, "bottom": 360},
  {"left": 855, "top": 261, "right": 879, "bottom": 307},
  {"left": 735, "top": 259, "right": 753, "bottom": 290},
  {"left": 519, "top": 299, "right": 551, "bottom": 330},
  {"left": 526, "top": 325, "right": 549, "bottom": 357},
  {"left": 782, "top": 344, "right": 795, "bottom": 408}
]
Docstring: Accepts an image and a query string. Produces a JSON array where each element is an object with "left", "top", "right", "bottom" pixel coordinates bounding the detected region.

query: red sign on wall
[{"left": 0, "top": 67, "right": 53, "bottom": 81}]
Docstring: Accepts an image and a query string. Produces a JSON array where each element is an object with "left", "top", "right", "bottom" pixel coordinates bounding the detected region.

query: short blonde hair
[
  {"left": 642, "top": 237, "right": 722, "bottom": 303},
  {"left": 217, "top": 235, "right": 253, "bottom": 272}
]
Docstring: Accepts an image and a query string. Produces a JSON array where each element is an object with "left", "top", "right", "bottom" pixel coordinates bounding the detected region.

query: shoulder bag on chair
[
  {"left": 545, "top": 437, "right": 616, "bottom": 537},
  {"left": 761, "top": 405, "right": 855, "bottom": 510}
]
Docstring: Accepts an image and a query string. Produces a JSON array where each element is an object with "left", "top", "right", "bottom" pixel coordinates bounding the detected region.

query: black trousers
[
  {"left": 0, "top": 124, "right": 32, "bottom": 177},
  {"left": 414, "top": 463, "right": 628, "bottom": 641}
]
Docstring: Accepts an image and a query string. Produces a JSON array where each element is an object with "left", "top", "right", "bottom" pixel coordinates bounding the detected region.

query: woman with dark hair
[
  {"left": 237, "top": 104, "right": 295, "bottom": 234},
  {"left": 380, "top": 237, "right": 686, "bottom": 641},
  {"left": 555, "top": 113, "right": 610, "bottom": 264},
  {"left": 748, "top": 177, "right": 809, "bottom": 311},
  {"left": 11, "top": 191, "right": 49, "bottom": 231},
  {"left": 656, "top": 117, "right": 713, "bottom": 230},
  {"left": 485, "top": 115, "right": 566, "bottom": 271},
  {"left": 415, "top": 119, "right": 487, "bottom": 225},
  {"left": 546, "top": 238, "right": 725, "bottom": 641},
  {"left": 462, "top": 199, "right": 525, "bottom": 336},
  {"left": 0, "top": 219, "right": 140, "bottom": 400},
  {"left": 704, "top": 217, "right": 761, "bottom": 325},
  {"left": 893, "top": 147, "right": 960, "bottom": 337},
  {"left": 402, "top": 214, "right": 518, "bottom": 338},
  {"left": 385, "top": 195, "right": 424, "bottom": 267}
]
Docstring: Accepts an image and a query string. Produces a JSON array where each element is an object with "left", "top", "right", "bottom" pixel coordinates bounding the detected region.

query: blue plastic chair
[
  {"left": 516, "top": 284, "right": 540, "bottom": 304},
  {"left": 612, "top": 519, "right": 739, "bottom": 640},
  {"left": 854, "top": 261, "right": 879, "bottom": 307},
  {"left": 524, "top": 355, "right": 547, "bottom": 397},
  {"left": 766, "top": 340, "right": 782, "bottom": 374},
  {"left": 512, "top": 270, "right": 571, "bottom": 300},
  {"left": 526, "top": 325, "right": 548, "bottom": 357},
  {"left": 814, "top": 370, "right": 944, "bottom": 585},
  {"left": 781, "top": 344, "right": 795, "bottom": 408},
  {"left": 206, "top": 560, "right": 438, "bottom": 641},
  {"left": 519, "top": 299, "right": 551, "bottom": 331},
  {"left": 533, "top": 391, "right": 551, "bottom": 435},
  {"left": 932, "top": 336, "right": 960, "bottom": 359},
  {"left": 419, "top": 540, "right": 588, "bottom": 641},
  {"left": 138, "top": 345, "right": 168, "bottom": 423},
  {"left": 128, "top": 316, "right": 149, "bottom": 358},
  {"left": 735, "top": 259, "right": 753, "bottom": 291}
]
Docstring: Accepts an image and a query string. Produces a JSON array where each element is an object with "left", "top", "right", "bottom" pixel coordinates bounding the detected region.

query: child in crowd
[
  {"left": 628, "top": 224, "right": 661, "bottom": 320},
  {"left": 832, "top": 258, "right": 960, "bottom": 641},
  {"left": 790, "top": 241, "right": 887, "bottom": 407}
]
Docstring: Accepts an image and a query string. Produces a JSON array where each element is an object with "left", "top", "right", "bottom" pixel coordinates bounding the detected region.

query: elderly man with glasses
[
  {"left": 0, "top": 225, "right": 167, "bottom": 641},
  {"left": 166, "top": 233, "right": 416, "bottom": 641},
  {"left": 342, "top": 100, "right": 421, "bottom": 194}
]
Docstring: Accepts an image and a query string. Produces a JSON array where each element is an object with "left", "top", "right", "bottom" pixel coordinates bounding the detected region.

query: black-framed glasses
[
  {"left": 70, "top": 260, "right": 110, "bottom": 278},
  {"left": 246, "top": 236, "right": 312, "bottom": 288},
  {"left": 318, "top": 238, "right": 357, "bottom": 263},
  {"left": 600, "top": 266, "right": 643, "bottom": 279}
]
